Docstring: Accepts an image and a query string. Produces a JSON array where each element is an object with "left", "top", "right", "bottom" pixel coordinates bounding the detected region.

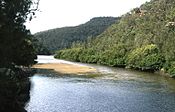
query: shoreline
[{"left": 32, "top": 63, "right": 97, "bottom": 75}]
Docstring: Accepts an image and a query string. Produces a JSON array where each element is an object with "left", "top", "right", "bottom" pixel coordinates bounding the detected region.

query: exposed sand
[{"left": 33, "top": 63, "right": 97, "bottom": 75}]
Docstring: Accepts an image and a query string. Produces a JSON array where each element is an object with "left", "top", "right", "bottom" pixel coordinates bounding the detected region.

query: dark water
[{"left": 25, "top": 56, "right": 175, "bottom": 112}]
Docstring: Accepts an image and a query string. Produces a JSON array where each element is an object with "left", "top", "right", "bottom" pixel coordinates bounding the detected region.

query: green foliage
[
  {"left": 77, "top": 48, "right": 96, "bottom": 63},
  {"left": 55, "top": 48, "right": 82, "bottom": 62},
  {"left": 163, "top": 61, "right": 175, "bottom": 76},
  {"left": 0, "top": 0, "right": 38, "bottom": 67},
  {"left": 35, "top": 17, "right": 120, "bottom": 53},
  {"left": 55, "top": 0, "right": 175, "bottom": 75},
  {"left": 97, "top": 44, "right": 127, "bottom": 67},
  {"left": 32, "top": 38, "right": 51, "bottom": 55},
  {"left": 168, "top": 65, "right": 175, "bottom": 77},
  {"left": 126, "top": 44, "right": 164, "bottom": 70}
]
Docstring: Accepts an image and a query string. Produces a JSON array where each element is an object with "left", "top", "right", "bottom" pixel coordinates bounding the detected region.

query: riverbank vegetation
[
  {"left": 55, "top": 0, "right": 175, "bottom": 77},
  {"left": 34, "top": 17, "right": 119, "bottom": 53}
]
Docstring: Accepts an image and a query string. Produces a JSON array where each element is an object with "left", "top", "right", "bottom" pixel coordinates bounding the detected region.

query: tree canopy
[{"left": 0, "top": 0, "right": 37, "bottom": 68}]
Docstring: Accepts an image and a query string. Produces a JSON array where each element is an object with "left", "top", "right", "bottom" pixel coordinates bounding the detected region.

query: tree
[{"left": 0, "top": 0, "right": 38, "bottom": 68}]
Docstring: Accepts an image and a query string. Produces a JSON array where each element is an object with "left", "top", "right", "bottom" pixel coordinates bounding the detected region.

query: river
[{"left": 25, "top": 55, "right": 175, "bottom": 112}]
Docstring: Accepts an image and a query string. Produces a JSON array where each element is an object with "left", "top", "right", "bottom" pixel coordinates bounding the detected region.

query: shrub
[{"left": 126, "top": 44, "right": 165, "bottom": 71}]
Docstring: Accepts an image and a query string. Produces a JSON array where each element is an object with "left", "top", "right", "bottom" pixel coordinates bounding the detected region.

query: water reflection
[{"left": 0, "top": 68, "right": 34, "bottom": 112}]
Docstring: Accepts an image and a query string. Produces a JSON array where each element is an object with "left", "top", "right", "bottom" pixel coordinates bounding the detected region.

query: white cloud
[{"left": 26, "top": 0, "right": 150, "bottom": 34}]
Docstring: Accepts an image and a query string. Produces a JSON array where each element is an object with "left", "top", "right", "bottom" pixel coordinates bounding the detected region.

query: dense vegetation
[
  {"left": 32, "top": 39, "right": 51, "bottom": 55},
  {"left": 34, "top": 17, "right": 119, "bottom": 53},
  {"left": 55, "top": 0, "right": 175, "bottom": 77},
  {"left": 0, "top": 0, "right": 37, "bottom": 68}
]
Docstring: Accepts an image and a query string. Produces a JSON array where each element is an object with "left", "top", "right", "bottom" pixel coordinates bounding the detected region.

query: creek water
[{"left": 25, "top": 55, "right": 175, "bottom": 112}]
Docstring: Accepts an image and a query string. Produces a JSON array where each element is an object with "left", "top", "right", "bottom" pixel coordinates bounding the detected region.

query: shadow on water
[
  {"left": 33, "top": 67, "right": 175, "bottom": 93},
  {"left": 0, "top": 68, "right": 36, "bottom": 112},
  {"left": 34, "top": 68, "right": 103, "bottom": 79}
]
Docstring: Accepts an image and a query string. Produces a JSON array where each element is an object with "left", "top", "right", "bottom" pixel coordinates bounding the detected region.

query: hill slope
[
  {"left": 34, "top": 17, "right": 119, "bottom": 53},
  {"left": 55, "top": 0, "right": 175, "bottom": 76}
]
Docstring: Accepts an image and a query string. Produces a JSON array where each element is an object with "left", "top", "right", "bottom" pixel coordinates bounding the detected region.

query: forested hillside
[
  {"left": 35, "top": 17, "right": 119, "bottom": 53},
  {"left": 55, "top": 0, "right": 175, "bottom": 76}
]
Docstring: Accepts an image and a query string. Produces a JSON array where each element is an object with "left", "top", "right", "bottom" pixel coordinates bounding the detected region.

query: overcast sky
[{"left": 25, "top": 0, "right": 150, "bottom": 34}]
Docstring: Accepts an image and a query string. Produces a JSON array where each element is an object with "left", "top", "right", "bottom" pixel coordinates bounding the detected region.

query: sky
[{"left": 25, "top": 0, "right": 151, "bottom": 34}]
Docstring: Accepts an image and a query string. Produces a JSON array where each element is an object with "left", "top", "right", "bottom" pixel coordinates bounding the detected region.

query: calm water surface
[{"left": 25, "top": 55, "right": 175, "bottom": 112}]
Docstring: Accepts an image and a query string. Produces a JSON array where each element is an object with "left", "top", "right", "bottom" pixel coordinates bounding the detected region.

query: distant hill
[
  {"left": 34, "top": 17, "right": 119, "bottom": 53},
  {"left": 55, "top": 0, "right": 175, "bottom": 76}
]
